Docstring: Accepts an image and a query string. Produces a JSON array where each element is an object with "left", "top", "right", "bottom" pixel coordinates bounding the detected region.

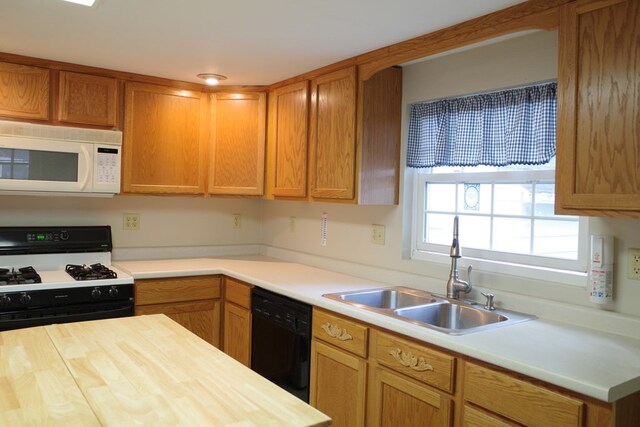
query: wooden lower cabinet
[
  {"left": 462, "top": 404, "right": 518, "bottom": 427},
  {"left": 368, "top": 365, "right": 453, "bottom": 426},
  {"left": 310, "top": 339, "right": 367, "bottom": 427},
  {"left": 222, "top": 277, "right": 253, "bottom": 366},
  {"left": 134, "top": 275, "right": 222, "bottom": 347}
]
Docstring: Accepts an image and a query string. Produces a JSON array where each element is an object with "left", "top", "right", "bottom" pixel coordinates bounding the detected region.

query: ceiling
[{"left": 0, "top": 0, "right": 524, "bottom": 86}]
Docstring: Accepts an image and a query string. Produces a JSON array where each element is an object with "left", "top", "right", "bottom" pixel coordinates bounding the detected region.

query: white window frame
[{"left": 411, "top": 168, "right": 589, "bottom": 287}]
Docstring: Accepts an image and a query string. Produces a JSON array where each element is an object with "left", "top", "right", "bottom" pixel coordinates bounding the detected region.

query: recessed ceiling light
[
  {"left": 62, "top": 0, "right": 96, "bottom": 6},
  {"left": 197, "top": 73, "right": 227, "bottom": 86}
]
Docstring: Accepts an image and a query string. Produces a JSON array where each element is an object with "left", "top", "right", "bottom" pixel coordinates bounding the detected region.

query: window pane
[
  {"left": 425, "top": 213, "right": 456, "bottom": 245},
  {"left": 534, "top": 183, "right": 555, "bottom": 216},
  {"left": 458, "top": 215, "right": 490, "bottom": 250},
  {"left": 493, "top": 218, "right": 531, "bottom": 254},
  {"left": 533, "top": 220, "right": 579, "bottom": 259},
  {"left": 426, "top": 183, "right": 456, "bottom": 212},
  {"left": 494, "top": 184, "right": 532, "bottom": 216},
  {"left": 457, "top": 183, "right": 491, "bottom": 214}
]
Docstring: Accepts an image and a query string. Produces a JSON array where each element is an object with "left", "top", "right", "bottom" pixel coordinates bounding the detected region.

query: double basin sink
[{"left": 323, "top": 287, "right": 535, "bottom": 335}]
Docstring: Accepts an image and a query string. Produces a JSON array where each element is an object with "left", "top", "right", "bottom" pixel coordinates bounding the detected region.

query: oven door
[
  {"left": 0, "top": 299, "right": 134, "bottom": 331},
  {"left": 0, "top": 136, "right": 92, "bottom": 193}
]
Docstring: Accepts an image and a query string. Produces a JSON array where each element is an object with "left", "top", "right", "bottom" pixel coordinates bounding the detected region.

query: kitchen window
[{"left": 408, "top": 81, "right": 587, "bottom": 284}]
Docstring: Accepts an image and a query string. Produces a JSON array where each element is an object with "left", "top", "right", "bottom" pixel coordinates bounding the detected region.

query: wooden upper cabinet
[
  {"left": 309, "top": 66, "right": 357, "bottom": 200},
  {"left": 359, "top": 66, "right": 402, "bottom": 205},
  {"left": 208, "top": 92, "right": 266, "bottom": 196},
  {"left": 123, "top": 82, "right": 208, "bottom": 194},
  {"left": 58, "top": 71, "right": 117, "bottom": 127},
  {"left": 270, "top": 81, "right": 309, "bottom": 197},
  {"left": 0, "top": 62, "right": 49, "bottom": 121},
  {"left": 556, "top": 0, "right": 640, "bottom": 216}
]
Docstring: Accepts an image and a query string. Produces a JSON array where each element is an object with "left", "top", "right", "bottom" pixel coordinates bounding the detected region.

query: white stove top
[{"left": 0, "top": 252, "right": 133, "bottom": 293}]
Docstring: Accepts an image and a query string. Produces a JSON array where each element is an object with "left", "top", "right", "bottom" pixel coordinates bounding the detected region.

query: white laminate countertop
[{"left": 114, "top": 256, "right": 640, "bottom": 403}]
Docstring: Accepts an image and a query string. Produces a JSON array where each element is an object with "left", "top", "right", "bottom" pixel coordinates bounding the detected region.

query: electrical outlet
[
  {"left": 233, "top": 214, "right": 241, "bottom": 229},
  {"left": 289, "top": 216, "right": 296, "bottom": 232},
  {"left": 123, "top": 213, "right": 140, "bottom": 230},
  {"left": 372, "top": 224, "right": 385, "bottom": 245},
  {"left": 628, "top": 248, "right": 640, "bottom": 280}
]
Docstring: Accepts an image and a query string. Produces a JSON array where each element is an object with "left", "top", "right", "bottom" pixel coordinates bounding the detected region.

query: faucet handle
[
  {"left": 481, "top": 292, "right": 495, "bottom": 311},
  {"left": 467, "top": 265, "right": 473, "bottom": 286}
]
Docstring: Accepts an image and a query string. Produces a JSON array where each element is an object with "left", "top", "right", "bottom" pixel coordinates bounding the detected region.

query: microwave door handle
[{"left": 79, "top": 145, "right": 91, "bottom": 190}]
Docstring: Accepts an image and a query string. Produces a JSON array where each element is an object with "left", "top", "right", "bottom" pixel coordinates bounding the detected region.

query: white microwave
[{"left": 0, "top": 121, "right": 122, "bottom": 196}]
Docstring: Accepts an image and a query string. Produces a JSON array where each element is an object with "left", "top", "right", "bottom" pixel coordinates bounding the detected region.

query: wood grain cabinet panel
[
  {"left": 310, "top": 339, "right": 367, "bottom": 427},
  {"left": 312, "top": 308, "right": 368, "bottom": 358},
  {"left": 58, "top": 71, "right": 117, "bottom": 127},
  {"left": 134, "top": 276, "right": 222, "bottom": 347},
  {"left": 464, "top": 362, "right": 584, "bottom": 427},
  {"left": 0, "top": 61, "right": 49, "bottom": 120},
  {"left": 371, "top": 329, "right": 455, "bottom": 393},
  {"left": 309, "top": 66, "right": 357, "bottom": 200},
  {"left": 368, "top": 365, "right": 453, "bottom": 427},
  {"left": 556, "top": 0, "right": 640, "bottom": 216},
  {"left": 270, "top": 81, "right": 309, "bottom": 197},
  {"left": 223, "top": 277, "right": 253, "bottom": 366},
  {"left": 123, "top": 82, "right": 208, "bottom": 194},
  {"left": 208, "top": 92, "right": 266, "bottom": 195}
]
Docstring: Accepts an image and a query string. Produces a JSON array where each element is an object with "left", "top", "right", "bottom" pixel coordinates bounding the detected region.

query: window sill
[{"left": 411, "top": 249, "right": 587, "bottom": 288}]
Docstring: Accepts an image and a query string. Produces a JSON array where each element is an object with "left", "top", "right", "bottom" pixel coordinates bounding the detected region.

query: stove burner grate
[
  {"left": 65, "top": 263, "right": 118, "bottom": 281},
  {"left": 0, "top": 266, "right": 42, "bottom": 286}
]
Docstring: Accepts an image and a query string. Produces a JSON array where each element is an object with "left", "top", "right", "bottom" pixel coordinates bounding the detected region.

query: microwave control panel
[{"left": 94, "top": 146, "right": 121, "bottom": 192}]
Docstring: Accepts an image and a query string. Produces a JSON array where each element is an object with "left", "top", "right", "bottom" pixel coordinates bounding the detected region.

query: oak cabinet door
[
  {"left": 134, "top": 276, "right": 222, "bottom": 347},
  {"left": 223, "top": 277, "right": 253, "bottom": 366},
  {"left": 309, "top": 66, "right": 357, "bottom": 200},
  {"left": 0, "top": 61, "right": 49, "bottom": 120},
  {"left": 310, "top": 339, "right": 367, "bottom": 427},
  {"left": 223, "top": 303, "right": 252, "bottom": 366},
  {"left": 58, "top": 71, "right": 117, "bottom": 127},
  {"left": 556, "top": 0, "right": 640, "bottom": 215},
  {"left": 270, "top": 81, "right": 309, "bottom": 197},
  {"left": 209, "top": 92, "right": 266, "bottom": 195},
  {"left": 123, "top": 82, "right": 208, "bottom": 194},
  {"left": 368, "top": 365, "right": 453, "bottom": 427}
]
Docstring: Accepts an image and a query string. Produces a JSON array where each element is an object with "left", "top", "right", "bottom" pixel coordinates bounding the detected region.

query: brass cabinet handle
[
  {"left": 321, "top": 323, "right": 353, "bottom": 341},
  {"left": 389, "top": 348, "right": 433, "bottom": 372}
]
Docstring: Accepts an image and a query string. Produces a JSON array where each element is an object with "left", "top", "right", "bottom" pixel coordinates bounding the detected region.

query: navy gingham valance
[{"left": 407, "top": 82, "right": 557, "bottom": 168}]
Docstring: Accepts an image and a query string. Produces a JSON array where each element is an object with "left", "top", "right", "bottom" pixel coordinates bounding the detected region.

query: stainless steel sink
[
  {"left": 323, "top": 286, "right": 535, "bottom": 335},
  {"left": 394, "top": 302, "right": 507, "bottom": 330},
  {"left": 332, "top": 287, "right": 444, "bottom": 309}
]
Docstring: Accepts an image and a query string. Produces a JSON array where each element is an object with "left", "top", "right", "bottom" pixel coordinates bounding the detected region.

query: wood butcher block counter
[{"left": 0, "top": 315, "right": 331, "bottom": 427}]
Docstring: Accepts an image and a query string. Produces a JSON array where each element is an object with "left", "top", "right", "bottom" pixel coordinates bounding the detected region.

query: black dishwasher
[{"left": 251, "top": 287, "right": 312, "bottom": 402}]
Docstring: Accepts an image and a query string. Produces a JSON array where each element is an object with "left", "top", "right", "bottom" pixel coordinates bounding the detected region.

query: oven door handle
[{"left": 0, "top": 304, "right": 133, "bottom": 331}]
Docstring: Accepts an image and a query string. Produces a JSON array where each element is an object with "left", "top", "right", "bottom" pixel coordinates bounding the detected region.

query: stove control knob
[
  {"left": 91, "top": 287, "right": 102, "bottom": 299},
  {"left": 108, "top": 286, "right": 119, "bottom": 298},
  {"left": 19, "top": 292, "right": 31, "bottom": 305},
  {"left": 0, "top": 295, "right": 10, "bottom": 306}
]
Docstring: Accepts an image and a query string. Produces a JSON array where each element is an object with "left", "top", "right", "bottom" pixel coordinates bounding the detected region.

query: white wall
[
  {"left": 1, "top": 194, "right": 262, "bottom": 258},
  {"left": 261, "top": 31, "right": 640, "bottom": 320}
]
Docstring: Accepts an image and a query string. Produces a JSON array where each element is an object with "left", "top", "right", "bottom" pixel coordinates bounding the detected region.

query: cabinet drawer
[
  {"left": 225, "top": 277, "right": 253, "bottom": 309},
  {"left": 464, "top": 362, "right": 584, "bottom": 427},
  {"left": 135, "top": 276, "right": 221, "bottom": 305},
  {"left": 371, "top": 329, "right": 455, "bottom": 393},
  {"left": 463, "top": 405, "right": 518, "bottom": 427},
  {"left": 312, "top": 308, "right": 368, "bottom": 358}
]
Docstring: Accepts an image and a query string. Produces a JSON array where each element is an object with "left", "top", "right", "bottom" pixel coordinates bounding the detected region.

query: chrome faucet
[{"left": 446, "top": 216, "right": 472, "bottom": 299}]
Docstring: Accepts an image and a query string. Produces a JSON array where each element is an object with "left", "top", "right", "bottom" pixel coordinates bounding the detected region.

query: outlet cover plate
[
  {"left": 628, "top": 248, "right": 640, "bottom": 280},
  {"left": 372, "top": 224, "right": 385, "bottom": 245}
]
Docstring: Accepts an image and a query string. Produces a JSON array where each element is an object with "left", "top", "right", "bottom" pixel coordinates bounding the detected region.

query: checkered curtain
[{"left": 407, "top": 82, "right": 556, "bottom": 168}]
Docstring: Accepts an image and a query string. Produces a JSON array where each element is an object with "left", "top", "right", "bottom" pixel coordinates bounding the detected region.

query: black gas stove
[{"left": 0, "top": 226, "right": 134, "bottom": 331}]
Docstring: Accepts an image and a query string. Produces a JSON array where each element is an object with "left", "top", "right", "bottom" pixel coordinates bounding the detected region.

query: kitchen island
[{"left": 0, "top": 314, "right": 331, "bottom": 427}]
